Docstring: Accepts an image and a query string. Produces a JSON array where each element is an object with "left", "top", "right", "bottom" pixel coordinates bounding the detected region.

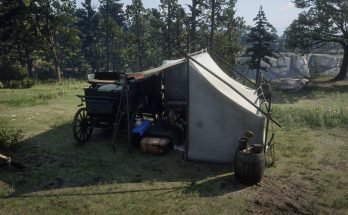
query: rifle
[{"left": 0, "top": 153, "right": 25, "bottom": 169}]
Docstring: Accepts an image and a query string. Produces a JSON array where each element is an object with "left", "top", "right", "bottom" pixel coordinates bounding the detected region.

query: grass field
[{"left": 0, "top": 78, "right": 347, "bottom": 214}]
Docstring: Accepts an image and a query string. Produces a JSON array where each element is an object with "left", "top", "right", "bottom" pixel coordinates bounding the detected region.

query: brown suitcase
[{"left": 140, "top": 137, "right": 170, "bottom": 154}]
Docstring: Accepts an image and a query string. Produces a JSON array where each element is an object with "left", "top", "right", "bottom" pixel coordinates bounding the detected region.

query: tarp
[
  {"left": 187, "top": 53, "right": 265, "bottom": 163},
  {"left": 128, "top": 58, "right": 186, "bottom": 77},
  {"left": 132, "top": 50, "right": 265, "bottom": 163},
  {"left": 191, "top": 53, "right": 260, "bottom": 115}
]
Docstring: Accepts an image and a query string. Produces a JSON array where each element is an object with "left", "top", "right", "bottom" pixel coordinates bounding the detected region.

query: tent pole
[
  {"left": 184, "top": 60, "right": 190, "bottom": 160},
  {"left": 208, "top": 49, "right": 257, "bottom": 88},
  {"left": 175, "top": 47, "right": 281, "bottom": 128},
  {"left": 264, "top": 93, "right": 272, "bottom": 152},
  {"left": 124, "top": 76, "right": 132, "bottom": 154}
]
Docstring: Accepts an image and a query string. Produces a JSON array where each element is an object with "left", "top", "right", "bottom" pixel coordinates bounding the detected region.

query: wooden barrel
[{"left": 234, "top": 150, "right": 265, "bottom": 184}]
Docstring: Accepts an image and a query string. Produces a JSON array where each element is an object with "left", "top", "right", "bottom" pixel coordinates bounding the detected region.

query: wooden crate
[{"left": 140, "top": 137, "right": 170, "bottom": 154}]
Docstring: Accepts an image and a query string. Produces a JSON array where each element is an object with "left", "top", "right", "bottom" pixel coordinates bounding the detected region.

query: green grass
[
  {"left": 272, "top": 105, "right": 348, "bottom": 128},
  {"left": 0, "top": 78, "right": 347, "bottom": 214},
  {"left": 0, "top": 79, "right": 86, "bottom": 107}
]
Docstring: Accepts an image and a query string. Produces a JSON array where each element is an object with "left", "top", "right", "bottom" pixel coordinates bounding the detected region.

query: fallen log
[{"left": 0, "top": 153, "right": 25, "bottom": 169}]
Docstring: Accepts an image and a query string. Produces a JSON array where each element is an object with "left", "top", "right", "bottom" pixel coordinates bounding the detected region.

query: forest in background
[{"left": 0, "top": 0, "right": 346, "bottom": 85}]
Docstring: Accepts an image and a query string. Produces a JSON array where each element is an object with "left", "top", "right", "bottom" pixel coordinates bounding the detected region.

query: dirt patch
[{"left": 245, "top": 175, "right": 316, "bottom": 214}]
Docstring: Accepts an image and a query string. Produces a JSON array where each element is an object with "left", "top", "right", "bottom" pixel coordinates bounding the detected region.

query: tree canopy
[
  {"left": 0, "top": 0, "right": 245, "bottom": 82},
  {"left": 285, "top": 0, "right": 348, "bottom": 81}
]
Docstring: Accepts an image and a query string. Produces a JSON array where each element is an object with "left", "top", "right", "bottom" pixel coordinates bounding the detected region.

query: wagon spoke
[
  {"left": 78, "top": 112, "right": 83, "bottom": 121},
  {"left": 82, "top": 131, "right": 88, "bottom": 141},
  {"left": 87, "top": 126, "right": 93, "bottom": 132},
  {"left": 73, "top": 108, "right": 93, "bottom": 144},
  {"left": 79, "top": 130, "right": 85, "bottom": 141},
  {"left": 76, "top": 127, "right": 82, "bottom": 135},
  {"left": 82, "top": 110, "right": 87, "bottom": 119}
]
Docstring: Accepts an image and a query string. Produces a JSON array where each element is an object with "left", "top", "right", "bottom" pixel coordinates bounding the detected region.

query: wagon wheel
[{"left": 72, "top": 108, "right": 93, "bottom": 145}]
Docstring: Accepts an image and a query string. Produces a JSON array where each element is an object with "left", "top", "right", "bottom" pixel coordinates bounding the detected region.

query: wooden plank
[{"left": 87, "top": 79, "right": 118, "bottom": 84}]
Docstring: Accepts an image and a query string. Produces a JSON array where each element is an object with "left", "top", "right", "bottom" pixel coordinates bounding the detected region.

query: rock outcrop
[
  {"left": 307, "top": 54, "right": 342, "bottom": 76},
  {"left": 277, "top": 78, "right": 310, "bottom": 92},
  {"left": 237, "top": 53, "right": 343, "bottom": 80}
]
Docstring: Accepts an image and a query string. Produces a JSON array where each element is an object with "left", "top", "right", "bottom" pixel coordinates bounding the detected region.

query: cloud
[{"left": 280, "top": 2, "right": 295, "bottom": 11}]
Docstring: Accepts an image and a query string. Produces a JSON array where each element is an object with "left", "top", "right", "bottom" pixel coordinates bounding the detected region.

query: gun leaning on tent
[{"left": 0, "top": 153, "right": 25, "bottom": 169}]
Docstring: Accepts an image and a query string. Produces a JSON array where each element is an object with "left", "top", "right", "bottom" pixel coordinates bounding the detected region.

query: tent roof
[
  {"left": 190, "top": 53, "right": 260, "bottom": 115},
  {"left": 127, "top": 58, "right": 186, "bottom": 77},
  {"left": 128, "top": 50, "right": 261, "bottom": 116}
]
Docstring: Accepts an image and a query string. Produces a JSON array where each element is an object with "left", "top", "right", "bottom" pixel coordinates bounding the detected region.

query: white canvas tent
[{"left": 132, "top": 50, "right": 266, "bottom": 163}]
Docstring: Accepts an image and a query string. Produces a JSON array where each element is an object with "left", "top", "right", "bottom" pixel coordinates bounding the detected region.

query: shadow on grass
[
  {"left": 0, "top": 123, "right": 247, "bottom": 198},
  {"left": 272, "top": 81, "right": 348, "bottom": 104}
]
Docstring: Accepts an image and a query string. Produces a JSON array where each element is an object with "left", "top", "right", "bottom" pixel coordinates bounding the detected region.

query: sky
[{"left": 78, "top": 0, "right": 304, "bottom": 35}]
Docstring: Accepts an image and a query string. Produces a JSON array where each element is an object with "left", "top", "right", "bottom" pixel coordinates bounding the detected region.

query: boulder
[
  {"left": 308, "top": 54, "right": 342, "bottom": 75},
  {"left": 278, "top": 78, "right": 309, "bottom": 92},
  {"left": 264, "top": 53, "right": 309, "bottom": 79},
  {"left": 236, "top": 53, "right": 343, "bottom": 80}
]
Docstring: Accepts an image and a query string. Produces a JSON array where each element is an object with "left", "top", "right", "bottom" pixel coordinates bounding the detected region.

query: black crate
[{"left": 84, "top": 88, "right": 121, "bottom": 115}]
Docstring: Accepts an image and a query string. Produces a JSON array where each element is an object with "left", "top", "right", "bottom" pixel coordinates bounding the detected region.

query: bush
[
  {"left": 0, "top": 61, "right": 35, "bottom": 89},
  {"left": 0, "top": 62, "right": 28, "bottom": 81},
  {"left": 33, "top": 60, "right": 56, "bottom": 80},
  {"left": 6, "top": 80, "right": 22, "bottom": 89},
  {"left": 2, "top": 78, "right": 35, "bottom": 89},
  {"left": 21, "top": 77, "right": 35, "bottom": 88},
  {"left": 0, "top": 119, "right": 24, "bottom": 150}
]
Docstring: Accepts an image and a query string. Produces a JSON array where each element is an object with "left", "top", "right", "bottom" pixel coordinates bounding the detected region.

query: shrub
[
  {"left": 6, "top": 80, "right": 22, "bottom": 89},
  {"left": 0, "top": 119, "right": 24, "bottom": 150},
  {"left": 33, "top": 60, "right": 56, "bottom": 80},
  {"left": 0, "top": 62, "right": 28, "bottom": 81},
  {"left": 2, "top": 78, "right": 35, "bottom": 89},
  {"left": 21, "top": 77, "right": 35, "bottom": 88}
]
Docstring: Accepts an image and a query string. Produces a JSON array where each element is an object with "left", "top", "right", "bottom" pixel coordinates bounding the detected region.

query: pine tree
[
  {"left": 0, "top": 0, "right": 42, "bottom": 77},
  {"left": 187, "top": 0, "right": 205, "bottom": 47},
  {"left": 99, "top": 0, "right": 124, "bottom": 72},
  {"left": 76, "top": 0, "right": 101, "bottom": 72},
  {"left": 142, "top": 8, "right": 166, "bottom": 67},
  {"left": 37, "top": 0, "right": 80, "bottom": 81},
  {"left": 213, "top": 0, "right": 244, "bottom": 68},
  {"left": 126, "top": 0, "right": 145, "bottom": 72},
  {"left": 245, "top": 6, "right": 277, "bottom": 86}
]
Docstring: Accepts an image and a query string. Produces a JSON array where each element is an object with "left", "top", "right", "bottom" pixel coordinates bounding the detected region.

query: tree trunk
[
  {"left": 52, "top": 44, "right": 62, "bottom": 81},
  {"left": 167, "top": 2, "right": 172, "bottom": 58},
  {"left": 256, "top": 68, "right": 260, "bottom": 86},
  {"left": 48, "top": 27, "right": 62, "bottom": 81},
  {"left": 333, "top": 45, "right": 348, "bottom": 81},
  {"left": 111, "top": 33, "right": 115, "bottom": 73},
  {"left": 135, "top": 8, "right": 142, "bottom": 72},
  {"left": 25, "top": 49, "right": 33, "bottom": 78},
  {"left": 256, "top": 59, "right": 261, "bottom": 86},
  {"left": 190, "top": 0, "right": 197, "bottom": 46},
  {"left": 106, "top": 0, "right": 109, "bottom": 73},
  {"left": 210, "top": 0, "right": 215, "bottom": 48}
]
